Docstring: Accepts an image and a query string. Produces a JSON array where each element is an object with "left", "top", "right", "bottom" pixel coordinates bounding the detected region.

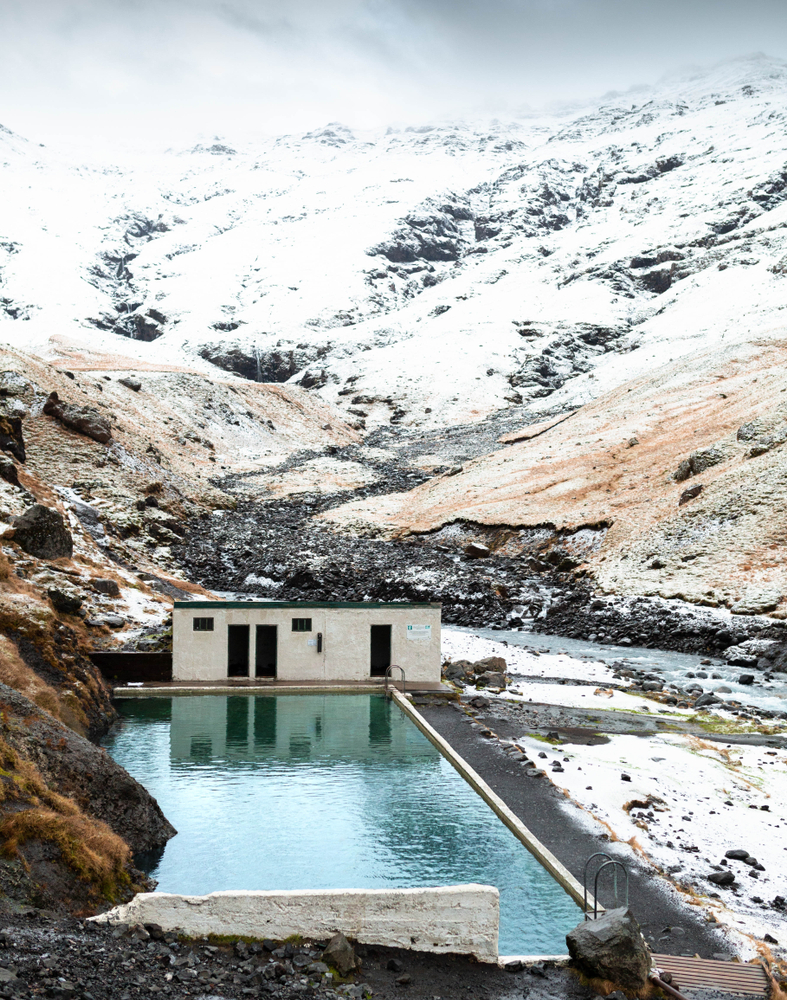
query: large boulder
[
  {"left": 47, "top": 586, "right": 83, "bottom": 615},
  {"left": 43, "top": 392, "right": 112, "bottom": 444},
  {"left": 442, "top": 659, "right": 474, "bottom": 681},
  {"left": 473, "top": 656, "right": 507, "bottom": 673},
  {"left": 321, "top": 931, "right": 358, "bottom": 976},
  {"left": 13, "top": 504, "right": 73, "bottom": 560},
  {"left": 566, "top": 908, "right": 650, "bottom": 992},
  {"left": 475, "top": 671, "right": 507, "bottom": 689}
]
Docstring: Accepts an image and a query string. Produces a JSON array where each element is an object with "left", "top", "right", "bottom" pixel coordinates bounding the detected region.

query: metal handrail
[
  {"left": 583, "top": 853, "right": 611, "bottom": 919},
  {"left": 384, "top": 664, "right": 405, "bottom": 696},
  {"left": 593, "top": 860, "right": 629, "bottom": 919}
]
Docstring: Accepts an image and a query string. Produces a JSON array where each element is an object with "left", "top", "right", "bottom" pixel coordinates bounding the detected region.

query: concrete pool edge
[
  {"left": 391, "top": 690, "right": 601, "bottom": 916},
  {"left": 112, "top": 682, "right": 456, "bottom": 697},
  {"left": 88, "top": 885, "right": 500, "bottom": 963}
]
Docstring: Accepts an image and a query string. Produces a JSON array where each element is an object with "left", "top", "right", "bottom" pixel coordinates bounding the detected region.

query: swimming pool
[{"left": 102, "top": 694, "right": 580, "bottom": 954}]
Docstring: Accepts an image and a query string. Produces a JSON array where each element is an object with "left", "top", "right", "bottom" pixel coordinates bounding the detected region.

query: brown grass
[
  {"left": 0, "top": 736, "right": 132, "bottom": 902},
  {"left": 0, "top": 635, "right": 74, "bottom": 726},
  {"left": 0, "top": 553, "right": 10, "bottom": 581},
  {"left": 0, "top": 736, "right": 78, "bottom": 814},
  {"left": 0, "top": 809, "right": 131, "bottom": 900}
]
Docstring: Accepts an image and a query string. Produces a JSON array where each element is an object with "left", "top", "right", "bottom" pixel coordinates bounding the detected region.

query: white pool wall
[{"left": 89, "top": 885, "right": 500, "bottom": 962}]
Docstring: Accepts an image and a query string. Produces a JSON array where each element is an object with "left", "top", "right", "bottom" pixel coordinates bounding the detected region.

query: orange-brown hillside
[{"left": 321, "top": 334, "right": 787, "bottom": 615}]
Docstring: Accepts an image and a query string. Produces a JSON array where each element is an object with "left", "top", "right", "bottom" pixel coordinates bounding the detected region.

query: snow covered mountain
[{"left": 2, "top": 54, "right": 787, "bottom": 432}]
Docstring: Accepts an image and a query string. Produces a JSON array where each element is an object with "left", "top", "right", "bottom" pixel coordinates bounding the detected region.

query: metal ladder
[
  {"left": 384, "top": 664, "right": 406, "bottom": 697},
  {"left": 582, "top": 852, "right": 629, "bottom": 920}
]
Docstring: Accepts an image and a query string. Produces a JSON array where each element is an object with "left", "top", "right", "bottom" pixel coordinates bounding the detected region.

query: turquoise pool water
[{"left": 102, "top": 694, "right": 580, "bottom": 954}]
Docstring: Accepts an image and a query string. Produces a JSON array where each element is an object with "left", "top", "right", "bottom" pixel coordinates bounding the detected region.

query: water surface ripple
[{"left": 102, "top": 694, "right": 580, "bottom": 954}]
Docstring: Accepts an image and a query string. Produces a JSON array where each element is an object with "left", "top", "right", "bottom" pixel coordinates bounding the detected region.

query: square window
[
  {"left": 193, "top": 617, "right": 214, "bottom": 632},
  {"left": 291, "top": 618, "right": 312, "bottom": 632}
]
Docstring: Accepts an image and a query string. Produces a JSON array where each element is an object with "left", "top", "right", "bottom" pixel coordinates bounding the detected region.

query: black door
[
  {"left": 227, "top": 624, "right": 250, "bottom": 677},
  {"left": 370, "top": 624, "right": 391, "bottom": 676},
  {"left": 255, "top": 625, "right": 277, "bottom": 678}
]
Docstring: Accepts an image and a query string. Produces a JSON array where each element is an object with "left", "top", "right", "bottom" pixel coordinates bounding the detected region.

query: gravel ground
[{"left": 0, "top": 908, "right": 600, "bottom": 1000}]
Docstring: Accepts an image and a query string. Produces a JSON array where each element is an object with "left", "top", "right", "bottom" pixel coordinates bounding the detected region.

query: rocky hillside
[
  {"left": 1, "top": 57, "right": 786, "bottom": 435},
  {"left": 321, "top": 333, "right": 787, "bottom": 618},
  {"left": 0, "top": 342, "right": 358, "bottom": 911}
]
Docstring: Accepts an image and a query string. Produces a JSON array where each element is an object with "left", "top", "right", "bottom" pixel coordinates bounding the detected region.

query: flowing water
[{"left": 102, "top": 693, "right": 580, "bottom": 955}]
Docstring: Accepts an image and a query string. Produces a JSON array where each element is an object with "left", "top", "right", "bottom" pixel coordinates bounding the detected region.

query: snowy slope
[{"left": 2, "top": 55, "right": 787, "bottom": 430}]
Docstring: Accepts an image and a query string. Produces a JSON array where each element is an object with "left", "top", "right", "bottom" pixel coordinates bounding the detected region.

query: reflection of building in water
[{"left": 169, "top": 695, "right": 419, "bottom": 765}]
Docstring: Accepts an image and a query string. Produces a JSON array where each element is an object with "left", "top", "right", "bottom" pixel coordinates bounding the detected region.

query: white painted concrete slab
[{"left": 89, "top": 885, "right": 500, "bottom": 963}]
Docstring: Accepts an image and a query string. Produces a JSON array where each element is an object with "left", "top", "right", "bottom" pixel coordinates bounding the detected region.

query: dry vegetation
[{"left": 0, "top": 736, "right": 134, "bottom": 907}]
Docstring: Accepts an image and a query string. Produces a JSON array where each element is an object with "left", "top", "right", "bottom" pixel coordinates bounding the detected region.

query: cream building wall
[{"left": 172, "top": 601, "right": 441, "bottom": 684}]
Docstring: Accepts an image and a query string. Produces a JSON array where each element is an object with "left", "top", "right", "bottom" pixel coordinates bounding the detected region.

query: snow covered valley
[{"left": 1, "top": 53, "right": 787, "bottom": 973}]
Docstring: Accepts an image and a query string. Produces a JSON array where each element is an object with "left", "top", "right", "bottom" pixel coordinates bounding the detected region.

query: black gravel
[
  {"left": 417, "top": 701, "right": 732, "bottom": 962},
  {"left": 0, "top": 910, "right": 599, "bottom": 1000}
]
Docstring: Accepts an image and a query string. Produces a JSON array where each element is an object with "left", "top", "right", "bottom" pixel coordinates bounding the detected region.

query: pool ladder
[
  {"left": 582, "top": 852, "right": 629, "bottom": 920},
  {"left": 384, "top": 665, "right": 406, "bottom": 697}
]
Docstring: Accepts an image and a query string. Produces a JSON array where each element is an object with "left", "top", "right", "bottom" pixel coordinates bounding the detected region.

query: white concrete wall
[
  {"left": 173, "top": 604, "right": 441, "bottom": 684},
  {"left": 89, "top": 885, "right": 499, "bottom": 963}
]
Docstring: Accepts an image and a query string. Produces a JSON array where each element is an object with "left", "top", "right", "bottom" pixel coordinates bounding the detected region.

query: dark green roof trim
[{"left": 174, "top": 600, "right": 441, "bottom": 611}]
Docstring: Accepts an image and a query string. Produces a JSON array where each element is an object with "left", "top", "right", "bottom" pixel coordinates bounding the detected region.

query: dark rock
[
  {"left": 42, "top": 392, "right": 112, "bottom": 444},
  {"left": 694, "top": 693, "right": 720, "bottom": 707},
  {"left": 464, "top": 542, "right": 491, "bottom": 558},
  {"left": 621, "top": 773, "right": 631, "bottom": 781},
  {"left": 47, "top": 587, "right": 83, "bottom": 615},
  {"left": 0, "top": 457, "right": 19, "bottom": 485},
  {"left": 679, "top": 484, "right": 703, "bottom": 505},
  {"left": 566, "top": 907, "right": 650, "bottom": 991},
  {"left": 396, "top": 973, "right": 412, "bottom": 985},
  {"left": 143, "top": 922, "right": 165, "bottom": 940},
  {"left": 689, "top": 446, "right": 727, "bottom": 475},
  {"left": 197, "top": 342, "right": 317, "bottom": 383},
  {"left": 738, "top": 674, "right": 755, "bottom": 685},
  {"left": 387, "top": 958, "right": 403, "bottom": 972},
  {"left": 472, "top": 656, "right": 507, "bottom": 673},
  {"left": 118, "top": 377, "right": 141, "bottom": 392},
  {"left": 475, "top": 671, "right": 507, "bottom": 689},
  {"left": 12, "top": 504, "right": 73, "bottom": 559},
  {"left": 321, "top": 931, "right": 358, "bottom": 976},
  {"left": 528, "top": 961, "right": 546, "bottom": 977},
  {"left": 707, "top": 871, "right": 735, "bottom": 886},
  {"left": 442, "top": 659, "right": 474, "bottom": 681},
  {"left": 91, "top": 578, "right": 121, "bottom": 597},
  {"left": 307, "top": 960, "right": 330, "bottom": 974},
  {"left": 0, "top": 414, "right": 25, "bottom": 462},
  {"left": 737, "top": 421, "right": 764, "bottom": 442},
  {"left": 724, "top": 850, "right": 750, "bottom": 860},
  {"left": 503, "top": 959, "right": 523, "bottom": 972}
]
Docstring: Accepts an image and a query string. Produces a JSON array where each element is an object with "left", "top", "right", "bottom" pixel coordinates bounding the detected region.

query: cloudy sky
[{"left": 1, "top": 0, "right": 786, "bottom": 143}]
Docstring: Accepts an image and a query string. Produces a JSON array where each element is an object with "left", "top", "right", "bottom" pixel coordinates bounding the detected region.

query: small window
[
  {"left": 291, "top": 617, "right": 312, "bottom": 632},
  {"left": 193, "top": 617, "right": 214, "bottom": 632}
]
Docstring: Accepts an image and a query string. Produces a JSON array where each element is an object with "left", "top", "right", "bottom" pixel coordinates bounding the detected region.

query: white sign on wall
[
  {"left": 406, "top": 624, "right": 432, "bottom": 641},
  {"left": 307, "top": 639, "right": 318, "bottom": 646}
]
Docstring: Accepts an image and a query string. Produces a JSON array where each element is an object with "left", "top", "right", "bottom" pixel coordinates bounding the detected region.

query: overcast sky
[{"left": 1, "top": 0, "right": 787, "bottom": 145}]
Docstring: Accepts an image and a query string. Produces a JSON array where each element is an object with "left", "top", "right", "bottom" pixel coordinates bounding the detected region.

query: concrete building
[{"left": 172, "top": 600, "right": 441, "bottom": 684}]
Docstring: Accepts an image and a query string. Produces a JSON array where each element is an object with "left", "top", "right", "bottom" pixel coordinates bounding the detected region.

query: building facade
[{"left": 172, "top": 601, "right": 442, "bottom": 684}]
